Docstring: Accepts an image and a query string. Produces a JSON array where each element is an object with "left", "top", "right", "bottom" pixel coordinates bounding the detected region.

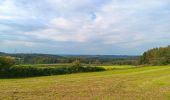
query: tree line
[{"left": 139, "top": 45, "right": 170, "bottom": 65}]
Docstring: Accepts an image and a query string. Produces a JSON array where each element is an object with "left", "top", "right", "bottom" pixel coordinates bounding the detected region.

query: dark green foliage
[
  {"left": 0, "top": 57, "right": 105, "bottom": 78},
  {"left": 0, "top": 56, "right": 15, "bottom": 67},
  {"left": 0, "top": 56, "right": 16, "bottom": 77},
  {"left": 140, "top": 45, "right": 170, "bottom": 65},
  {"left": 0, "top": 65, "right": 105, "bottom": 78}
]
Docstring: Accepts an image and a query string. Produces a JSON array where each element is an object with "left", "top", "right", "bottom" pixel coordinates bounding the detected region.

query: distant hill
[
  {"left": 0, "top": 52, "right": 139, "bottom": 64},
  {"left": 62, "top": 55, "right": 139, "bottom": 59},
  {"left": 0, "top": 52, "right": 5, "bottom": 55}
]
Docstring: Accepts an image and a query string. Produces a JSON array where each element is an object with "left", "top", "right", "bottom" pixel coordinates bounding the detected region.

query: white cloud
[
  {"left": 22, "top": 0, "right": 170, "bottom": 47},
  {"left": 0, "top": 40, "right": 41, "bottom": 47},
  {"left": 0, "top": 0, "right": 170, "bottom": 54}
]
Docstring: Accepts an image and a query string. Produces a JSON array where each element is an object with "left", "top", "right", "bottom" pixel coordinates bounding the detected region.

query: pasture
[{"left": 0, "top": 65, "right": 170, "bottom": 100}]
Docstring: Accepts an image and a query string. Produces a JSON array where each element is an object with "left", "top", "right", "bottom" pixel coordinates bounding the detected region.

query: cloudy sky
[{"left": 0, "top": 0, "right": 170, "bottom": 55}]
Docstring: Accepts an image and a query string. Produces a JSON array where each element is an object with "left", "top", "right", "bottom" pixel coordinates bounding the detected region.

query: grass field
[
  {"left": 99, "top": 65, "right": 136, "bottom": 70},
  {"left": 0, "top": 65, "right": 170, "bottom": 100},
  {"left": 15, "top": 63, "right": 71, "bottom": 68},
  {"left": 16, "top": 64, "right": 134, "bottom": 69}
]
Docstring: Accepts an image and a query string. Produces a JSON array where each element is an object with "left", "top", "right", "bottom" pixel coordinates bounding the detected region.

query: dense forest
[{"left": 140, "top": 45, "right": 170, "bottom": 65}]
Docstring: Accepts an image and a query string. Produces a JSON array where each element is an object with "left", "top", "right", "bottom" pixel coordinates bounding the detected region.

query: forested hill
[
  {"left": 62, "top": 55, "right": 137, "bottom": 59},
  {"left": 0, "top": 52, "right": 139, "bottom": 65},
  {"left": 0, "top": 52, "right": 5, "bottom": 55},
  {"left": 140, "top": 45, "right": 170, "bottom": 65},
  {"left": 0, "top": 53, "right": 63, "bottom": 64}
]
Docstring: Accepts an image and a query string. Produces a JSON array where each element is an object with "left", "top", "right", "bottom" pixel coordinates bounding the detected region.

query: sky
[{"left": 0, "top": 0, "right": 170, "bottom": 55}]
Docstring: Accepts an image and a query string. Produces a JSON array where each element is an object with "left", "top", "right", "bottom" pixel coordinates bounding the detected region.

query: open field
[
  {"left": 0, "top": 65, "right": 170, "bottom": 100},
  {"left": 99, "top": 65, "right": 136, "bottom": 70},
  {"left": 15, "top": 63, "right": 72, "bottom": 68}
]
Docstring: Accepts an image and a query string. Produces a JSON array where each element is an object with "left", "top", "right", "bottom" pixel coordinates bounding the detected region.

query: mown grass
[
  {"left": 0, "top": 65, "right": 170, "bottom": 100},
  {"left": 15, "top": 63, "right": 71, "bottom": 68},
  {"left": 15, "top": 64, "right": 134, "bottom": 69},
  {"left": 99, "top": 65, "right": 136, "bottom": 70}
]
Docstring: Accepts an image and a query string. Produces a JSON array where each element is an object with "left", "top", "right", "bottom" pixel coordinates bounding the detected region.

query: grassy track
[{"left": 0, "top": 65, "right": 170, "bottom": 100}]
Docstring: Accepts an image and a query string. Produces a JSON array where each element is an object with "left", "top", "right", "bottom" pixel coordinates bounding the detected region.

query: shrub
[
  {"left": 71, "top": 60, "right": 82, "bottom": 67},
  {"left": 0, "top": 56, "right": 15, "bottom": 77},
  {"left": 0, "top": 65, "right": 105, "bottom": 78},
  {"left": 0, "top": 56, "right": 15, "bottom": 69}
]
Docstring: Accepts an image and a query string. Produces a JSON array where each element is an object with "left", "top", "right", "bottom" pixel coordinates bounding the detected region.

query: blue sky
[{"left": 0, "top": 0, "right": 170, "bottom": 55}]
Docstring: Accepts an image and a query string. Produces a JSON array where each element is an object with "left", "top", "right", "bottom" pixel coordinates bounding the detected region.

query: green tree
[
  {"left": 72, "top": 60, "right": 82, "bottom": 67},
  {"left": 139, "top": 45, "right": 170, "bottom": 65},
  {"left": 94, "top": 60, "right": 101, "bottom": 65},
  {"left": 0, "top": 56, "right": 15, "bottom": 70}
]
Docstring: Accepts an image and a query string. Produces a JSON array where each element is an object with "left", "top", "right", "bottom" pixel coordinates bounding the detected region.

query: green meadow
[{"left": 0, "top": 65, "right": 170, "bottom": 100}]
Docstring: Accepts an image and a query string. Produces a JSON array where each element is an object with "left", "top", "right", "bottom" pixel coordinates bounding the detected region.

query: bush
[
  {"left": 0, "top": 56, "right": 15, "bottom": 77},
  {"left": 0, "top": 65, "right": 105, "bottom": 78},
  {"left": 0, "top": 56, "right": 15, "bottom": 69},
  {"left": 71, "top": 60, "right": 82, "bottom": 67},
  {"left": 0, "top": 57, "right": 105, "bottom": 78}
]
